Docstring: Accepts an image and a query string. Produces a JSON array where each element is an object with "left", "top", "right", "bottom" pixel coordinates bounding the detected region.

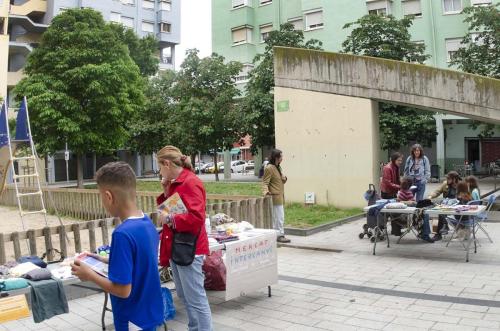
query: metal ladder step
[
  {"left": 17, "top": 191, "right": 42, "bottom": 197},
  {"left": 21, "top": 210, "right": 46, "bottom": 216},
  {"left": 12, "top": 156, "right": 35, "bottom": 161},
  {"left": 13, "top": 174, "right": 38, "bottom": 179}
]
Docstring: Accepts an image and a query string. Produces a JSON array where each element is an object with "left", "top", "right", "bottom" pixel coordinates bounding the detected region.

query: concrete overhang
[
  {"left": 8, "top": 41, "right": 33, "bottom": 55},
  {"left": 274, "top": 47, "right": 500, "bottom": 124},
  {"left": 8, "top": 14, "right": 48, "bottom": 34}
]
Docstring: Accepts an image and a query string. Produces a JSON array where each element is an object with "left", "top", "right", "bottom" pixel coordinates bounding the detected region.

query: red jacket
[
  {"left": 157, "top": 168, "right": 209, "bottom": 266},
  {"left": 380, "top": 162, "right": 401, "bottom": 195}
]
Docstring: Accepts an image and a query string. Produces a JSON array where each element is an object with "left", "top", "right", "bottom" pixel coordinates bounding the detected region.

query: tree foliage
[
  {"left": 342, "top": 14, "right": 436, "bottom": 152},
  {"left": 130, "top": 50, "right": 243, "bottom": 180},
  {"left": 14, "top": 8, "right": 145, "bottom": 187},
  {"left": 109, "top": 23, "right": 159, "bottom": 76},
  {"left": 243, "top": 23, "right": 322, "bottom": 152},
  {"left": 451, "top": 4, "right": 500, "bottom": 137}
]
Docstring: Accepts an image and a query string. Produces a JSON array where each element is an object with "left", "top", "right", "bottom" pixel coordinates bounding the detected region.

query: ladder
[{"left": 5, "top": 97, "right": 48, "bottom": 234}]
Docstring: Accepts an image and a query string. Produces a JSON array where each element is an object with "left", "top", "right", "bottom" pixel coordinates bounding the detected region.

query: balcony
[
  {"left": 8, "top": 41, "right": 33, "bottom": 56},
  {"left": 7, "top": 70, "right": 24, "bottom": 87},
  {"left": 230, "top": 4, "right": 254, "bottom": 28},
  {"left": 159, "top": 56, "right": 173, "bottom": 70},
  {"left": 8, "top": 15, "right": 48, "bottom": 34},
  {"left": 157, "top": 32, "right": 179, "bottom": 45},
  {"left": 10, "top": 0, "right": 47, "bottom": 17}
]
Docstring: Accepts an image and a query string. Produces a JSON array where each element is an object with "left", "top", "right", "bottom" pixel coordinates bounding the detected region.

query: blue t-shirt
[{"left": 108, "top": 214, "right": 163, "bottom": 331}]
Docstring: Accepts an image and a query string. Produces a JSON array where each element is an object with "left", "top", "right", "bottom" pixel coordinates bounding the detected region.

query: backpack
[{"left": 364, "top": 184, "right": 379, "bottom": 206}]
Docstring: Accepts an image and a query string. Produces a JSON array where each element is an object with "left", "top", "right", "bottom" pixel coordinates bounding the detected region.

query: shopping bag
[
  {"left": 161, "top": 287, "right": 176, "bottom": 321},
  {"left": 202, "top": 251, "right": 226, "bottom": 291}
]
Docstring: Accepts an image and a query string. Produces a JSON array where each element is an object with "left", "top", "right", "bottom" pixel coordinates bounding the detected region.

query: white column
[
  {"left": 47, "top": 155, "right": 55, "bottom": 184},
  {"left": 435, "top": 114, "right": 445, "bottom": 178}
]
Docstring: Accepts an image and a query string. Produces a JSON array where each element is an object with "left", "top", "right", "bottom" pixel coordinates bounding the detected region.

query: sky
[{"left": 175, "top": 0, "right": 212, "bottom": 70}]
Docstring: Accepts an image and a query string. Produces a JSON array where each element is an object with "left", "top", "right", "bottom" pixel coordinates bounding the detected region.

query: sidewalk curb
[{"left": 284, "top": 213, "right": 365, "bottom": 236}]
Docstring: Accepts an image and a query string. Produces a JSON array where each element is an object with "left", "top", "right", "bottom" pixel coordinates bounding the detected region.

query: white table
[
  {"left": 208, "top": 229, "right": 278, "bottom": 301},
  {"left": 425, "top": 205, "right": 487, "bottom": 262},
  {"left": 363, "top": 206, "right": 418, "bottom": 255}
]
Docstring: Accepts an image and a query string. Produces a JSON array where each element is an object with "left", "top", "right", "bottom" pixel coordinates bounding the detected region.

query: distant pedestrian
[
  {"left": 380, "top": 152, "right": 403, "bottom": 199},
  {"left": 262, "top": 149, "right": 290, "bottom": 243},
  {"left": 403, "top": 144, "right": 430, "bottom": 202}
]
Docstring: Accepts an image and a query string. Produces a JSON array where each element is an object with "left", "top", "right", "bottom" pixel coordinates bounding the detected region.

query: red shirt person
[
  {"left": 156, "top": 145, "right": 213, "bottom": 330},
  {"left": 380, "top": 152, "right": 403, "bottom": 199}
]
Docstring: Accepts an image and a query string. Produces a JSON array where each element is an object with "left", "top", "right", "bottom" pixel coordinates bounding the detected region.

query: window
[
  {"left": 121, "top": 0, "right": 135, "bottom": 5},
  {"left": 305, "top": 10, "right": 323, "bottom": 30},
  {"left": 161, "top": 47, "right": 172, "bottom": 64},
  {"left": 260, "top": 24, "right": 272, "bottom": 42},
  {"left": 260, "top": 0, "right": 272, "bottom": 5},
  {"left": 445, "top": 38, "right": 462, "bottom": 62},
  {"left": 470, "top": 0, "right": 491, "bottom": 6},
  {"left": 367, "top": 0, "right": 388, "bottom": 16},
  {"left": 288, "top": 18, "right": 303, "bottom": 31},
  {"left": 110, "top": 12, "right": 121, "bottom": 23},
  {"left": 121, "top": 16, "right": 134, "bottom": 28},
  {"left": 160, "top": 22, "right": 171, "bottom": 33},
  {"left": 232, "top": 26, "right": 252, "bottom": 45},
  {"left": 402, "top": 0, "right": 422, "bottom": 17},
  {"left": 160, "top": 0, "right": 171, "bottom": 10},
  {"left": 232, "top": 0, "right": 249, "bottom": 9},
  {"left": 142, "top": 0, "right": 154, "bottom": 9},
  {"left": 235, "top": 64, "right": 254, "bottom": 83},
  {"left": 142, "top": 21, "right": 155, "bottom": 33},
  {"left": 443, "top": 0, "right": 462, "bottom": 13}
]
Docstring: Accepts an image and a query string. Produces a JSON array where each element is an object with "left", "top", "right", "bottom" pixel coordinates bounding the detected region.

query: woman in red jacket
[
  {"left": 380, "top": 152, "right": 403, "bottom": 199},
  {"left": 156, "top": 145, "right": 212, "bottom": 331}
]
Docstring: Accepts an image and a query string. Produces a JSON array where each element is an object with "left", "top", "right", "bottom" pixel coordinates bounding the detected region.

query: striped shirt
[{"left": 398, "top": 189, "right": 415, "bottom": 202}]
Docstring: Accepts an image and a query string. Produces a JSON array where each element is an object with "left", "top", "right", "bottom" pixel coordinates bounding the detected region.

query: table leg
[
  {"left": 473, "top": 223, "right": 477, "bottom": 254},
  {"left": 102, "top": 292, "right": 108, "bottom": 331},
  {"left": 372, "top": 226, "right": 379, "bottom": 256},
  {"left": 385, "top": 215, "right": 390, "bottom": 248},
  {"left": 268, "top": 286, "right": 272, "bottom": 298}
]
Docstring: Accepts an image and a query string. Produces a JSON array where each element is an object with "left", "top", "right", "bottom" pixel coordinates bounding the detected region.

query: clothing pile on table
[
  {"left": 0, "top": 256, "right": 69, "bottom": 323},
  {"left": 210, "top": 213, "right": 255, "bottom": 240}
]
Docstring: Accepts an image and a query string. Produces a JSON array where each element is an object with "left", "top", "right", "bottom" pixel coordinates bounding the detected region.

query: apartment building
[
  {"left": 1, "top": 0, "right": 180, "bottom": 183},
  {"left": 212, "top": 0, "right": 500, "bottom": 175}
]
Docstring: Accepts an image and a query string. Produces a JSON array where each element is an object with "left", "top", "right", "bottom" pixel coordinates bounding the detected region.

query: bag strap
[{"left": 40, "top": 248, "right": 65, "bottom": 264}]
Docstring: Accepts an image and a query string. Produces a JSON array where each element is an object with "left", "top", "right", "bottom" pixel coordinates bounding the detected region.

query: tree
[
  {"left": 342, "top": 14, "right": 436, "bottom": 152},
  {"left": 176, "top": 50, "right": 244, "bottom": 181},
  {"left": 128, "top": 70, "right": 177, "bottom": 155},
  {"left": 109, "top": 23, "right": 159, "bottom": 76},
  {"left": 14, "top": 8, "right": 144, "bottom": 188},
  {"left": 451, "top": 3, "right": 500, "bottom": 137},
  {"left": 243, "top": 23, "right": 322, "bottom": 152}
]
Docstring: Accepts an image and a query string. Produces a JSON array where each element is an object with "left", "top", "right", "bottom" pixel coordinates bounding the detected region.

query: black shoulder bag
[{"left": 171, "top": 227, "right": 201, "bottom": 266}]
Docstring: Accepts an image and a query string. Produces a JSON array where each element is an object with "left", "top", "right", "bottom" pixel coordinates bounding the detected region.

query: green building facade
[{"left": 212, "top": 0, "right": 500, "bottom": 176}]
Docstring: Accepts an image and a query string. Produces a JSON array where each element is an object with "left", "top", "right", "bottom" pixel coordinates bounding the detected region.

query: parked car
[
  {"left": 231, "top": 160, "right": 248, "bottom": 173},
  {"left": 201, "top": 162, "right": 214, "bottom": 173},
  {"left": 194, "top": 162, "right": 206, "bottom": 174},
  {"left": 245, "top": 160, "right": 255, "bottom": 171},
  {"left": 207, "top": 162, "right": 224, "bottom": 173}
]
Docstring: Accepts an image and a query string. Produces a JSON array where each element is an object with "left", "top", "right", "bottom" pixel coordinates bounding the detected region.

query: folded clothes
[
  {"left": 3, "top": 261, "right": 18, "bottom": 268},
  {"left": 10, "top": 262, "right": 40, "bottom": 277},
  {"left": 0, "top": 265, "right": 10, "bottom": 276},
  {"left": 0, "top": 278, "right": 29, "bottom": 291},
  {"left": 23, "top": 268, "right": 52, "bottom": 281},
  {"left": 17, "top": 256, "right": 47, "bottom": 269},
  {"left": 50, "top": 266, "right": 73, "bottom": 280}
]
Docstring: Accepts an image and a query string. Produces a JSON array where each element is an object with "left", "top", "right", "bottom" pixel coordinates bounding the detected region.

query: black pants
[{"left": 381, "top": 192, "right": 396, "bottom": 199}]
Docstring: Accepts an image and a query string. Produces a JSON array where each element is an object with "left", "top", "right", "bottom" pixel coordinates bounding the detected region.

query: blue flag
[
  {"left": 15, "top": 98, "right": 29, "bottom": 142},
  {"left": 0, "top": 102, "right": 8, "bottom": 148}
]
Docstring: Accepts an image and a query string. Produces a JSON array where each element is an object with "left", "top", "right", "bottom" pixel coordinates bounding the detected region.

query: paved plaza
[{"left": 2, "top": 210, "right": 500, "bottom": 331}]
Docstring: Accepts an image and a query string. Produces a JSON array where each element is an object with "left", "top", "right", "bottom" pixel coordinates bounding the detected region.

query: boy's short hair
[{"left": 96, "top": 162, "right": 136, "bottom": 200}]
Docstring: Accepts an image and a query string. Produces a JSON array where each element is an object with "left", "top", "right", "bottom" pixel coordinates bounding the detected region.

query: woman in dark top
[{"left": 380, "top": 152, "right": 403, "bottom": 199}]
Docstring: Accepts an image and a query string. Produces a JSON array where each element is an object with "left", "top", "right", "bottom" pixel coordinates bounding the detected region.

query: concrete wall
[
  {"left": 275, "top": 87, "right": 379, "bottom": 208},
  {"left": 275, "top": 47, "right": 500, "bottom": 124}
]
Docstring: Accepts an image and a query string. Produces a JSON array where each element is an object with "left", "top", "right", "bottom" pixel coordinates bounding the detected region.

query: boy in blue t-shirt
[{"left": 71, "top": 162, "right": 163, "bottom": 331}]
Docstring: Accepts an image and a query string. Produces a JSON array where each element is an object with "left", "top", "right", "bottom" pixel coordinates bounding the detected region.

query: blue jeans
[
  {"left": 415, "top": 180, "right": 426, "bottom": 202},
  {"left": 170, "top": 256, "right": 213, "bottom": 331},
  {"left": 422, "top": 215, "right": 432, "bottom": 238}
]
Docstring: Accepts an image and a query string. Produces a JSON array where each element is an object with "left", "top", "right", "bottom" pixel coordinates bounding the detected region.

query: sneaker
[
  {"left": 422, "top": 237, "right": 435, "bottom": 243},
  {"left": 432, "top": 234, "right": 442, "bottom": 241},
  {"left": 277, "top": 236, "right": 291, "bottom": 243}
]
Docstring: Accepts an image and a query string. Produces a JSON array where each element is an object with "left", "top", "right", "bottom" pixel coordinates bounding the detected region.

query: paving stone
[
  {"left": 315, "top": 320, "right": 358, "bottom": 331},
  {"left": 459, "top": 318, "right": 500, "bottom": 329},
  {"left": 384, "top": 323, "right": 430, "bottom": 331},
  {"left": 432, "top": 322, "right": 476, "bottom": 331},
  {"left": 344, "top": 316, "right": 388, "bottom": 330},
  {"left": 391, "top": 317, "right": 435, "bottom": 329}
]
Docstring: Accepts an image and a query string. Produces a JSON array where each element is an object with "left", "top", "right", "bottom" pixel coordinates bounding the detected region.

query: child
[
  {"left": 71, "top": 162, "right": 163, "bottom": 331},
  {"left": 397, "top": 177, "right": 415, "bottom": 202},
  {"left": 457, "top": 181, "right": 472, "bottom": 204},
  {"left": 466, "top": 176, "right": 481, "bottom": 201}
]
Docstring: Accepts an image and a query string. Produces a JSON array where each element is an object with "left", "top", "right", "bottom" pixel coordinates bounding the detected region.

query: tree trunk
[
  {"left": 213, "top": 153, "right": 219, "bottom": 182},
  {"left": 77, "top": 153, "right": 84, "bottom": 189}
]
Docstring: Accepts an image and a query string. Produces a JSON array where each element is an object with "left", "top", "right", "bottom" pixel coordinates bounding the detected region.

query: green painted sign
[{"left": 277, "top": 100, "right": 289, "bottom": 112}]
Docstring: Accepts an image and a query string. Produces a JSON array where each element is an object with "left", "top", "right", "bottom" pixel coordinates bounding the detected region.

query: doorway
[{"left": 465, "top": 138, "right": 480, "bottom": 172}]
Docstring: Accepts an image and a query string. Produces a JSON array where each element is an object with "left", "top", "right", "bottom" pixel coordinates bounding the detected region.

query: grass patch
[
  {"left": 86, "top": 180, "right": 261, "bottom": 196},
  {"left": 285, "top": 203, "right": 363, "bottom": 229}
]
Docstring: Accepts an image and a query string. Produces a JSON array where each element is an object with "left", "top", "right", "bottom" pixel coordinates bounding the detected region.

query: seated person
[
  {"left": 466, "top": 175, "right": 481, "bottom": 201},
  {"left": 429, "top": 171, "right": 461, "bottom": 241},
  {"left": 391, "top": 177, "right": 415, "bottom": 237}
]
